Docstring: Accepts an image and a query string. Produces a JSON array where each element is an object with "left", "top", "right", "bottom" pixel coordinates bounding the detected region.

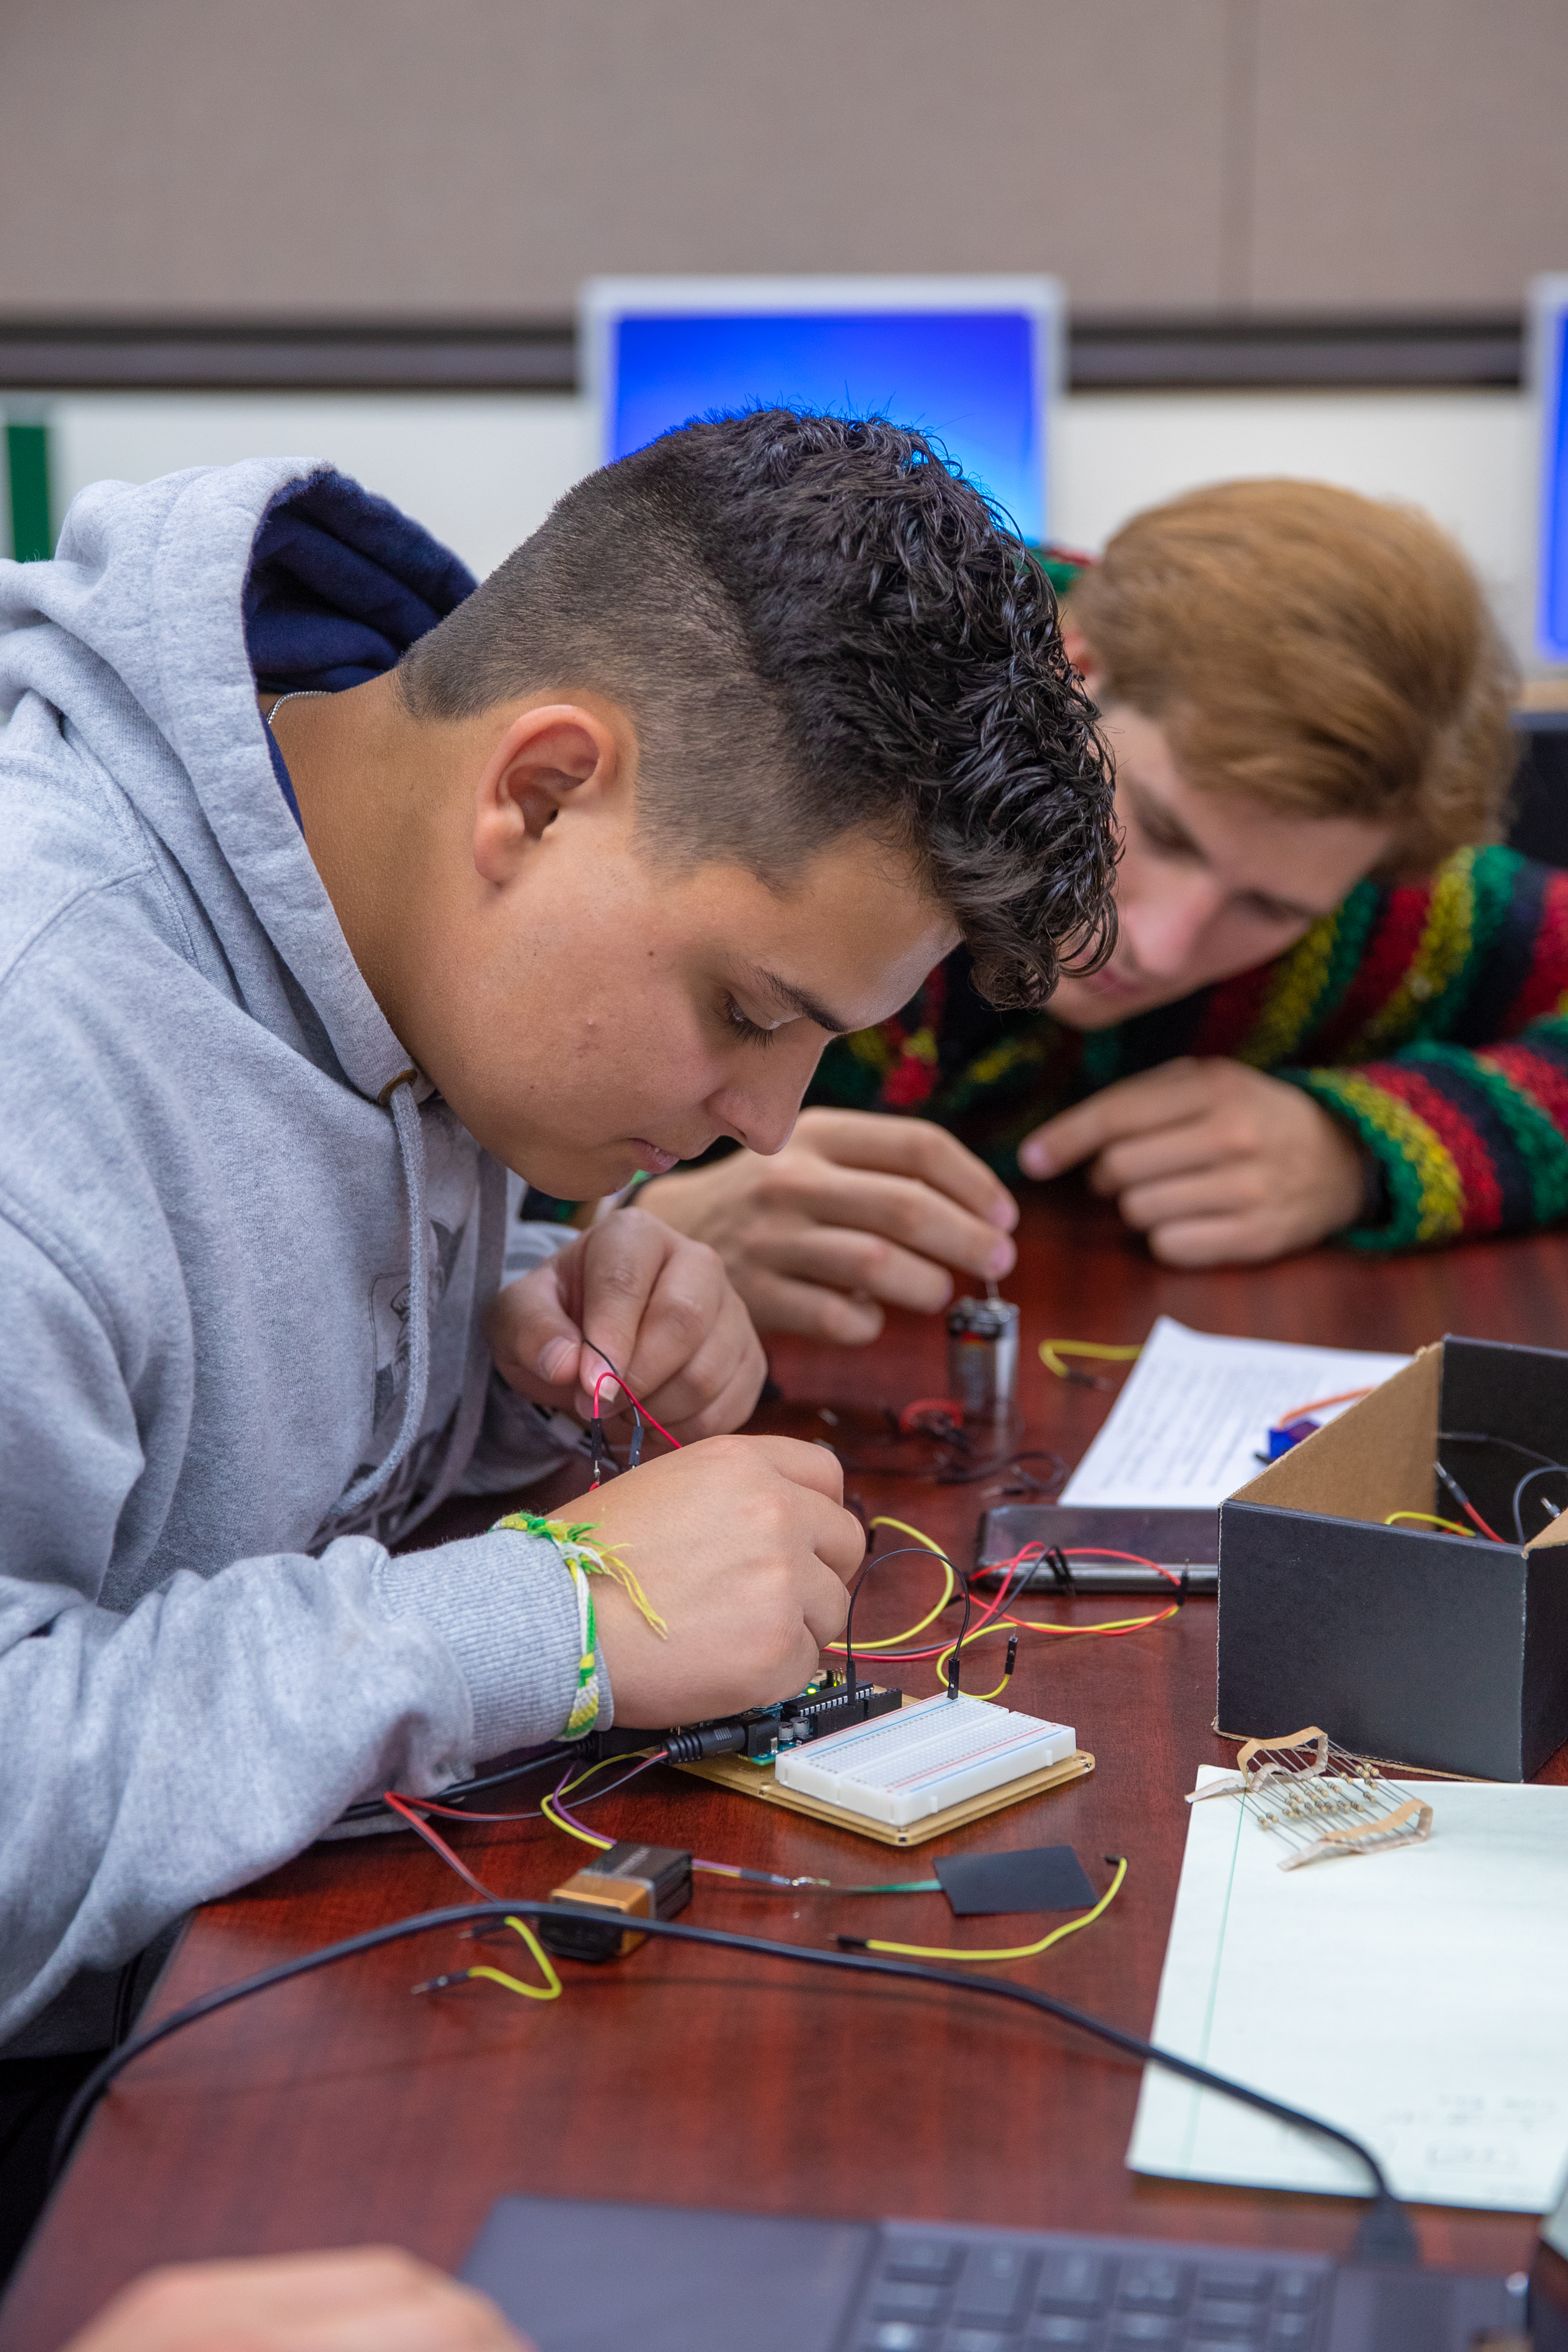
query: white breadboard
[{"left": 773, "top": 1692, "right": 1077, "bottom": 1827}]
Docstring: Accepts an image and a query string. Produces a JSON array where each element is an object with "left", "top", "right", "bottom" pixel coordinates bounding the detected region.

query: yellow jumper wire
[
  {"left": 929, "top": 1599, "right": 1179, "bottom": 1692},
  {"left": 412, "top": 1915, "right": 562, "bottom": 2003},
  {"left": 1039, "top": 1340, "right": 1143, "bottom": 1380},
  {"left": 826, "top": 1512, "right": 1178, "bottom": 1696},
  {"left": 537, "top": 1747, "right": 664, "bottom": 1853},
  {"left": 824, "top": 1514, "right": 956, "bottom": 1655},
  {"left": 849, "top": 1855, "right": 1128, "bottom": 1963},
  {"left": 468, "top": 1916, "right": 564, "bottom": 2002}
]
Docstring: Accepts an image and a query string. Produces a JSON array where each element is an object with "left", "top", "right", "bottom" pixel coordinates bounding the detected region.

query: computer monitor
[
  {"left": 581, "top": 276, "right": 1063, "bottom": 544},
  {"left": 1531, "top": 274, "right": 1568, "bottom": 665}
]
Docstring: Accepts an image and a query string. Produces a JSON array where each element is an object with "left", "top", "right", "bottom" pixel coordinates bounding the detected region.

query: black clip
[
  {"left": 1045, "top": 1545, "right": 1075, "bottom": 1594},
  {"left": 588, "top": 1413, "right": 619, "bottom": 1486}
]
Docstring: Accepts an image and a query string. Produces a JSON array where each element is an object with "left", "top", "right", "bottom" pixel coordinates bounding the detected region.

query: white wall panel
[{"left": 48, "top": 386, "right": 1536, "bottom": 657}]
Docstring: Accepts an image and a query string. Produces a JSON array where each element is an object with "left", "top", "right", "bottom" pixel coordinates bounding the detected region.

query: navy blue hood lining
[
  {"left": 245, "top": 467, "right": 479, "bottom": 832},
  {"left": 245, "top": 469, "right": 478, "bottom": 696},
  {"left": 263, "top": 724, "right": 305, "bottom": 828}
]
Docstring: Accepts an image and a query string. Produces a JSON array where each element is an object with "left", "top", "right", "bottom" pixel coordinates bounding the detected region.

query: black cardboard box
[{"left": 1216, "top": 1335, "right": 1568, "bottom": 1781}]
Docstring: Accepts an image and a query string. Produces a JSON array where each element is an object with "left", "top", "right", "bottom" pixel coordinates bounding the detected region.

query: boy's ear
[
  {"left": 471, "top": 703, "right": 623, "bottom": 883},
  {"left": 1060, "top": 622, "right": 1102, "bottom": 695}
]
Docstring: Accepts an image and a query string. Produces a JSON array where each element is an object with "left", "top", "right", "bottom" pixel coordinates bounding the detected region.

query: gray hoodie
[{"left": 0, "top": 458, "right": 608, "bottom": 2056}]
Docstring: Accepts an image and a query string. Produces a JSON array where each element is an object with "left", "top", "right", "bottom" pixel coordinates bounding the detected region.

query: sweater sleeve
[
  {"left": 0, "top": 1205, "right": 610, "bottom": 2052},
  {"left": 1284, "top": 1013, "right": 1568, "bottom": 1249},
  {"left": 1266, "top": 848, "right": 1568, "bottom": 1251}
]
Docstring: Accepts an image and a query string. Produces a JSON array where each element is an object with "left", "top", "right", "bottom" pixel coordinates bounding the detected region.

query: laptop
[{"left": 460, "top": 2194, "right": 1525, "bottom": 2351}]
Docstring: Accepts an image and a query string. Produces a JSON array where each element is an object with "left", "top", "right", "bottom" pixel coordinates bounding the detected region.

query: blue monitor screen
[
  {"left": 608, "top": 309, "right": 1045, "bottom": 541},
  {"left": 1541, "top": 309, "right": 1568, "bottom": 662}
]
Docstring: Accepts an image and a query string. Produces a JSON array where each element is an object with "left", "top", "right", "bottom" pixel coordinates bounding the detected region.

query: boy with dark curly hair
[{"left": 0, "top": 411, "right": 1114, "bottom": 2083}]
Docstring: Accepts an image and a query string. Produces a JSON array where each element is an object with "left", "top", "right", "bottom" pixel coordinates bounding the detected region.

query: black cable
[
  {"left": 1440, "top": 1431, "right": 1560, "bottom": 1464},
  {"left": 110, "top": 1954, "right": 142, "bottom": 2049},
  {"left": 947, "top": 1554, "right": 973, "bottom": 1698},
  {"left": 937, "top": 1448, "right": 1069, "bottom": 1493},
  {"left": 340, "top": 1745, "right": 574, "bottom": 1825},
  {"left": 1512, "top": 1460, "right": 1568, "bottom": 1543},
  {"left": 48, "top": 1901, "right": 1417, "bottom": 2265},
  {"left": 575, "top": 1337, "right": 647, "bottom": 1483},
  {"left": 841, "top": 1542, "right": 973, "bottom": 1699},
  {"left": 1439, "top": 1432, "right": 1568, "bottom": 1544},
  {"left": 1434, "top": 1461, "right": 1492, "bottom": 1534},
  {"left": 842, "top": 1529, "right": 892, "bottom": 1702}
]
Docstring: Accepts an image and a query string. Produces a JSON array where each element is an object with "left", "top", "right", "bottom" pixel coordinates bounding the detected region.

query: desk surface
[{"left": 8, "top": 1185, "right": 1568, "bottom": 2351}]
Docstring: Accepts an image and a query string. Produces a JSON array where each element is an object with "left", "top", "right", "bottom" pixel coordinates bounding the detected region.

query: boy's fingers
[
  {"left": 779, "top": 1165, "right": 1016, "bottom": 1281},
  {"left": 795, "top": 1482, "right": 869, "bottom": 1583},
  {"left": 1147, "top": 1213, "right": 1272, "bottom": 1269},
  {"left": 1086, "top": 1113, "right": 1231, "bottom": 1196},
  {"left": 625, "top": 1291, "right": 766, "bottom": 1438},
  {"left": 80, "top": 2254, "right": 530, "bottom": 2352},
  {"left": 739, "top": 1431, "right": 850, "bottom": 1503},
  {"left": 801, "top": 1108, "right": 1018, "bottom": 1228},
  {"left": 761, "top": 1221, "right": 957, "bottom": 1314},
  {"left": 484, "top": 1261, "right": 585, "bottom": 1399},
  {"left": 741, "top": 1270, "right": 887, "bottom": 1346},
  {"left": 614, "top": 1237, "right": 734, "bottom": 1408},
  {"left": 576, "top": 1212, "right": 682, "bottom": 1411},
  {"left": 283, "top": 2282, "right": 527, "bottom": 2352},
  {"left": 1116, "top": 1165, "right": 1264, "bottom": 1233},
  {"left": 800, "top": 1553, "right": 855, "bottom": 1647},
  {"left": 1018, "top": 1060, "right": 1212, "bottom": 1177},
  {"left": 665, "top": 1345, "right": 770, "bottom": 1441}
]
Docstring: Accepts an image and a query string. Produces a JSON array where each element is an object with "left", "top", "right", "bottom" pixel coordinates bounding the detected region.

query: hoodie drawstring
[{"left": 334, "top": 1076, "right": 430, "bottom": 1519}]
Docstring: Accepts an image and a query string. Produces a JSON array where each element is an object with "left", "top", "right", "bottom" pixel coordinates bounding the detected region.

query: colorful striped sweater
[{"left": 807, "top": 844, "right": 1568, "bottom": 1253}]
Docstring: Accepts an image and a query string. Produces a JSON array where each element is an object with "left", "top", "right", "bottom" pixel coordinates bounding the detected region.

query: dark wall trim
[
  {"left": 0, "top": 312, "right": 1526, "bottom": 398},
  {"left": 0, "top": 319, "right": 579, "bottom": 395},
  {"left": 1069, "top": 313, "right": 1525, "bottom": 391}
]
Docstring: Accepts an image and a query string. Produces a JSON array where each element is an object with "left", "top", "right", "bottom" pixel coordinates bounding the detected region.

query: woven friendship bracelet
[{"left": 494, "top": 1510, "right": 669, "bottom": 1739}]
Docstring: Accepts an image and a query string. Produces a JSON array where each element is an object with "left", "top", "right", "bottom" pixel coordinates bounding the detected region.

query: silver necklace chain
[{"left": 265, "top": 688, "right": 331, "bottom": 730}]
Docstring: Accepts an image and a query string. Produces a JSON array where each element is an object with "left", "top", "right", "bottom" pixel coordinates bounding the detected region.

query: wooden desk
[{"left": 7, "top": 1187, "right": 1568, "bottom": 2351}]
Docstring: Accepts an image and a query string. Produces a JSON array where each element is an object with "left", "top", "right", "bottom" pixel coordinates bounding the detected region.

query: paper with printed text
[{"left": 1059, "top": 1315, "right": 1410, "bottom": 1509}]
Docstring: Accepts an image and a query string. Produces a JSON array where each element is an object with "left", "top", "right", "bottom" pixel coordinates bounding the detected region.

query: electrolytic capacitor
[{"left": 946, "top": 1293, "right": 1020, "bottom": 1424}]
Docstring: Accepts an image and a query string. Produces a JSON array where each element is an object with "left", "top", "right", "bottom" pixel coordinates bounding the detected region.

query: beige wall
[{"left": 0, "top": 0, "right": 1564, "bottom": 320}]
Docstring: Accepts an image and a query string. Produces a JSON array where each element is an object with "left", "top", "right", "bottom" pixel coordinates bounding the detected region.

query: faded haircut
[{"left": 397, "top": 409, "right": 1116, "bottom": 1006}]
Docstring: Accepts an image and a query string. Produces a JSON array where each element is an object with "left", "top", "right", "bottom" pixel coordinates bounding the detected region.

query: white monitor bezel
[
  {"left": 1529, "top": 273, "right": 1568, "bottom": 667},
  {"left": 579, "top": 273, "right": 1065, "bottom": 540}
]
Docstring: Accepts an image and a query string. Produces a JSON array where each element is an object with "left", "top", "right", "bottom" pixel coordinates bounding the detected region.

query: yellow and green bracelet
[{"left": 494, "top": 1510, "right": 668, "bottom": 1739}]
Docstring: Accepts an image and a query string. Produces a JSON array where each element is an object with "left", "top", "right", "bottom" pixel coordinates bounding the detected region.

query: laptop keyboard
[{"left": 848, "top": 2229, "right": 1333, "bottom": 2351}]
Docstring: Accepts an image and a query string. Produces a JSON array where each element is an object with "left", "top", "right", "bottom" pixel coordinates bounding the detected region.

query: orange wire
[{"left": 1273, "top": 1386, "right": 1372, "bottom": 1426}]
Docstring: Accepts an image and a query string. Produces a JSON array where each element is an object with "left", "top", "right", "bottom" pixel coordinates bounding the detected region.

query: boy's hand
[
  {"left": 638, "top": 1107, "right": 1017, "bottom": 1344},
  {"left": 61, "top": 2248, "right": 529, "bottom": 2352},
  {"left": 572, "top": 1435, "right": 863, "bottom": 1724},
  {"left": 486, "top": 1208, "right": 766, "bottom": 1439},
  {"left": 1017, "top": 1057, "right": 1367, "bottom": 1267}
]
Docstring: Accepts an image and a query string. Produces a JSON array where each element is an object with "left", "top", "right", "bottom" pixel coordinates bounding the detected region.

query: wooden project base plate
[{"left": 671, "top": 1747, "right": 1096, "bottom": 1847}]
